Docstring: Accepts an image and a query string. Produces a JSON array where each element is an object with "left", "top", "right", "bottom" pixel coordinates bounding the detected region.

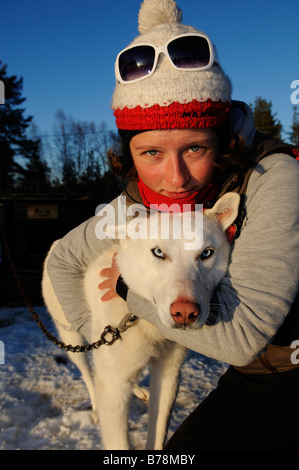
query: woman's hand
[{"left": 98, "top": 253, "right": 120, "bottom": 301}]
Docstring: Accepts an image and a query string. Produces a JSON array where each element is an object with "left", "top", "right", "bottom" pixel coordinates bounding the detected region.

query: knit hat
[{"left": 112, "top": 0, "right": 232, "bottom": 130}]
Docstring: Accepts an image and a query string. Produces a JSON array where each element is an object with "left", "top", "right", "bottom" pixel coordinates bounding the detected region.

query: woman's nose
[{"left": 165, "top": 154, "right": 190, "bottom": 188}]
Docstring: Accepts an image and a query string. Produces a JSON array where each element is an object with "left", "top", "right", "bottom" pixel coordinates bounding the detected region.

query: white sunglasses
[{"left": 115, "top": 33, "right": 217, "bottom": 84}]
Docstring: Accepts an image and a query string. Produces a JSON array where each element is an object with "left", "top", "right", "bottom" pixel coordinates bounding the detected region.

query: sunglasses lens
[
  {"left": 118, "top": 45, "right": 155, "bottom": 82},
  {"left": 168, "top": 36, "right": 211, "bottom": 69}
]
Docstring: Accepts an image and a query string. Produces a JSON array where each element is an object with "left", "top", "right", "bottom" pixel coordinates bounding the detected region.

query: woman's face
[{"left": 130, "top": 128, "right": 218, "bottom": 198}]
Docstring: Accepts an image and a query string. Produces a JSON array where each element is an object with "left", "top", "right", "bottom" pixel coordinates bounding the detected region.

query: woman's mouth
[{"left": 163, "top": 189, "right": 197, "bottom": 199}]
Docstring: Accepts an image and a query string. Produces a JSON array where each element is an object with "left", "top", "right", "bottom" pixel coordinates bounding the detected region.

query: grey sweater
[
  {"left": 46, "top": 115, "right": 299, "bottom": 367},
  {"left": 126, "top": 153, "right": 299, "bottom": 365}
]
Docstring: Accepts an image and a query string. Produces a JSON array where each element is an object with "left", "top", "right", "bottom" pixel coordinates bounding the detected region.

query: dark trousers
[{"left": 165, "top": 366, "right": 299, "bottom": 450}]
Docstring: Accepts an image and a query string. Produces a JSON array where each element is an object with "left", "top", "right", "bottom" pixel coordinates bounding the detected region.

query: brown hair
[{"left": 107, "top": 130, "right": 139, "bottom": 181}]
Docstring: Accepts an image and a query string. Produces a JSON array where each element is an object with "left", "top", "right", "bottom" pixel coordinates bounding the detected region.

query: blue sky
[{"left": 1, "top": 0, "right": 298, "bottom": 140}]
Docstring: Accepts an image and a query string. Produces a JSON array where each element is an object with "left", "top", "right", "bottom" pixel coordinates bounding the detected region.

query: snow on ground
[{"left": 0, "top": 305, "right": 228, "bottom": 450}]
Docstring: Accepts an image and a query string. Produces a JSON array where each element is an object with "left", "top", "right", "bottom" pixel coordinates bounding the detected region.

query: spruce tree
[
  {"left": 0, "top": 61, "right": 36, "bottom": 194},
  {"left": 18, "top": 137, "right": 51, "bottom": 193},
  {"left": 252, "top": 97, "right": 282, "bottom": 140}
]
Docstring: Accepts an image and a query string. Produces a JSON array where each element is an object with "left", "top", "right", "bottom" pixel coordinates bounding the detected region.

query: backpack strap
[
  {"left": 224, "top": 134, "right": 299, "bottom": 366},
  {"left": 215, "top": 132, "right": 299, "bottom": 239}
]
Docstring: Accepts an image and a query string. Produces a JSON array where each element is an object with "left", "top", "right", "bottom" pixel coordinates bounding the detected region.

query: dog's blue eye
[
  {"left": 151, "top": 247, "right": 166, "bottom": 259},
  {"left": 200, "top": 248, "right": 214, "bottom": 261}
]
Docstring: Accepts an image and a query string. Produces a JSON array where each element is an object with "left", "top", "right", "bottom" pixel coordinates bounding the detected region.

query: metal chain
[{"left": 0, "top": 212, "right": 136, "bottom": 352}]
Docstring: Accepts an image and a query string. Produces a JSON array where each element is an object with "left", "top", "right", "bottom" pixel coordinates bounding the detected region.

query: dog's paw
[
  {"left": 91, "top": 409, "right": 99, "bottom": 424},
  {"left": 133, "top": 385, "right": 150, "bottom": 402}
]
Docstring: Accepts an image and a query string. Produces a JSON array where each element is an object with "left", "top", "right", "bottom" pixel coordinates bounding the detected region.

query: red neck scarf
[{"left": 137, "top": 179, "right": 221, "bottom": 212}]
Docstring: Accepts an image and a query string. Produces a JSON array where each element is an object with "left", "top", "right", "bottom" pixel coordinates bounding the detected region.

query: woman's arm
[
  {"left": 125, "top": 154, "right": 299, "bottom": 366},
  {"left": 45, "top": 198, "right": 122, "bottom": 338}
]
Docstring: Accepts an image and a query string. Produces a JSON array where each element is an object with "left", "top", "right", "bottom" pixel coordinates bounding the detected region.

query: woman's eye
[
  {"left": 151, "top": 247, "right": 166, "bottom": 259},
  {"left": 189, "top": 145, "right": 201, "bottom": 152},
  {"left": 200, "top": 248, "right": 214, "bottom": 261},
  {"left": 188, "top": 145, "right": 205, "bottom": 154},
  {"left": 147, "top": 150, "right": 158, "bottom": 156}
]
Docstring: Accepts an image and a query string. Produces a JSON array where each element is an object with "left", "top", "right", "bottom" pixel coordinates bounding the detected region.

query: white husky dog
[{"left": 42, "top": 192, "right": 239, "bottom": 450}]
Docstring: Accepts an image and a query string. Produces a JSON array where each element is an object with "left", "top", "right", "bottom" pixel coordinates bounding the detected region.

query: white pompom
[{"left": 138, "top": 0, "right": 182, "bottom": 34}]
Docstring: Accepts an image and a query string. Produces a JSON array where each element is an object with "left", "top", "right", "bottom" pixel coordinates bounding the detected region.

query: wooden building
[{"left": 0, "top": 195, "right": 99, "bottom": 304}]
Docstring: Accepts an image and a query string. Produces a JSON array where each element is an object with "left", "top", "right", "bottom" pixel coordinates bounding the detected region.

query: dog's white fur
[{"left": 42, "top": 192, "right": 239, "bottom": 450}]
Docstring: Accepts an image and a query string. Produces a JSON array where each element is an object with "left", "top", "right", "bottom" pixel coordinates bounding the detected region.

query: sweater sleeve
[
  {"left": 45, "top": 197, "right": 121, "bottom": 339},
  {"left": 126, "top": 154, "right": 299, "bottom": 366}
]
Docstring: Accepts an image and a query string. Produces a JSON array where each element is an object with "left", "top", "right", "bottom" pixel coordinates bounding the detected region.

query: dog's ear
[
  {"left": 96, "top": 201, "right": 149, "bottom": 240},
  {"left": 204, "top": 193, "right": 240, "bottom": 230},
  {"left": 104, "top": 211, "right": 149, "bottom": 240},
  {"left": 104, "top": 223, "right": 128, "bottom": 239}
]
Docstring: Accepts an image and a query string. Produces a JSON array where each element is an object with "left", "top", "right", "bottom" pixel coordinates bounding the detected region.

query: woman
[{"left": 46, "top": 0, "right": 299, "bottom": 449}]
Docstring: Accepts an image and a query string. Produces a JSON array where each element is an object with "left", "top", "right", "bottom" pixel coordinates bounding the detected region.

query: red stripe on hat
[
  {"left": 291, "top": 148, "right": 299, "bottom": 160},
  {"left": 114, "top": 99, "right": 231, "bottom": 130}
]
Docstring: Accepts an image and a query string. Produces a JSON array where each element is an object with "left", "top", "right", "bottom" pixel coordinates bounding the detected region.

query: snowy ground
[{"left": 0, "top": 305, "right": 228, "bottom": 450}]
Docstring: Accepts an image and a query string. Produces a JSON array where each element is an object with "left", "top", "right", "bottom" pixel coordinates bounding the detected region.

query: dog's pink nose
[{"left": 170, "top": 298, "right": 200, "bottom": 325}]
